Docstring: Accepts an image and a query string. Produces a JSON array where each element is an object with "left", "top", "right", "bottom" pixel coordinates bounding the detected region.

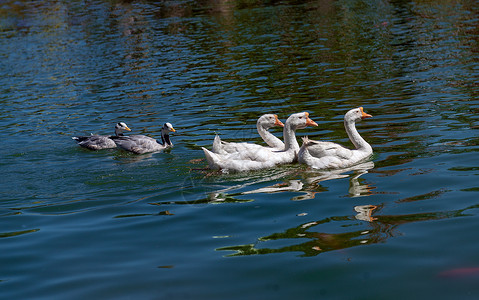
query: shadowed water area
[{"left": 1, "top": 0, "right": 479, "bottom": 298}]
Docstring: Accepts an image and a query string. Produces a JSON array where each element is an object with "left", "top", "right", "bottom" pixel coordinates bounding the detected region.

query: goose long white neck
[
  {"left": 257, "top": 123, "right": 283, "bottom": 149},
  {"left": 344, "top": 118, "right": 371, "bottom": 152},
  {"left": 283, "top": 122, "right": 299, "bottom": 152}
]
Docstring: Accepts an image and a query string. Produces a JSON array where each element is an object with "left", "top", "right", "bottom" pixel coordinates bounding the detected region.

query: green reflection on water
[{"left": 218, "top": 203, "right": 476, "bottom": 257}]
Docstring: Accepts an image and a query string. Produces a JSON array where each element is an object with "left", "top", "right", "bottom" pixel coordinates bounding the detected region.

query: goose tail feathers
[
  {"left": 211, "top": 134, "right": 222, "bottom": 154},
  {"left": 301, "top": 136, "right": 312, "bottom": 146},
  {"left": 202, "top": 147, "right": 222, "bottom": 170},
  {"left": 301, "top": 136, "right": 320, "bottom": 147}
]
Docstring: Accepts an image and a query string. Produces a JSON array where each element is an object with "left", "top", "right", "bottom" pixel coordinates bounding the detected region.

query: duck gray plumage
[
  {"left": 72, "top": 122, "right": 131, "bottom": 150},
  {"left": 114, "top": 122, "right": 176, "bottom": 154}
]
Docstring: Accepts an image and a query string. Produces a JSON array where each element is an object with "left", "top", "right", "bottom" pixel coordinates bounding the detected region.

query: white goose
[
  {"left": 298, "top": 107, "right": 373, "bottom": 170},
  {"left": 114, "top": 122, "right": 176, "bottom": 154},
  {"left": 212, "top": 114, "right": 284, "bottom": 155},
  {"left": 202, "top": 112, "right": 318, "bottom": 172},
  {"left": 72, "top": 122, "right": 131, "bottom": 150}
]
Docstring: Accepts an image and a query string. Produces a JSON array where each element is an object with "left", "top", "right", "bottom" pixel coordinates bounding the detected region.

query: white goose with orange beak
[
  {"left": 212, "top": 114, "right": 285, "bottom": 155},
  {"left": 202, "top": 112, "right": 318, "bottom": 172},
  {"left": 298, "top": 107, "right": 373, "bottom": 170}
]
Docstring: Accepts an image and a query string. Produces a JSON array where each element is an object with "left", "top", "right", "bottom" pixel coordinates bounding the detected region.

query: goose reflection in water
[
  {"left": 354, "top": 205, "right": 378, "bottom": 222},
  {"left": 297, "top": 161, "right": 376, "bottom": 200},
  {"left": 202, "top": 168, "right": 298, "bottom": 203},
  {"left": 241, "top": 180, "right": 304, "bottom": 194},
  {"left": 203, "top": 161, "right": 376, "bottom": 203}
]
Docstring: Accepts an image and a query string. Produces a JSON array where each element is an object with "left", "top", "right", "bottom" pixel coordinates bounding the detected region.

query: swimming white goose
[
  {"left": 114, "top": 122, "right": 176, "bottom": 154},
  {"left": 72, "top": 122, "right": 131, "bottom": 150},
  {"left": 202, "top": 112, "right": 318, "bottom": 172},
  {"left": 212, "top": 114, "right": 284, "bottom": 155},
  {"left": 298, "top": 107, "right": 373, "bottom": 170}
]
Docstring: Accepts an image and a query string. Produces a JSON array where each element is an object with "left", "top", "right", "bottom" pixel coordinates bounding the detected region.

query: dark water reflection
[
  {"left": 218, "top": 201, "right": 478, "bottom": 258},
  {"left": 1, "top": 0, "right": 479, "bottom": 299}
]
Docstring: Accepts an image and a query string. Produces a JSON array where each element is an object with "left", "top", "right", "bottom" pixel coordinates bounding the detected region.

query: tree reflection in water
[{"left": 217, "top": 203, "right": 476, "bottom": 257}]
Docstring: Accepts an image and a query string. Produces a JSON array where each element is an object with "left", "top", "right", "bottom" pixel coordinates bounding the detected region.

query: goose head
[
  {"left": 257, "top": 114, "right": 284, "bottom": 129},
  {"left": 114, "top": 122, "right": 132, "bottom": 136},
  {"left": 345, "top": 107, "right": 372, "bottom": 123},
  {"left": 161, "top": 122, "right": 176, "bottom": 146},
  {"left": 286, "top": 112, "right": 318, "bottom": 130}
]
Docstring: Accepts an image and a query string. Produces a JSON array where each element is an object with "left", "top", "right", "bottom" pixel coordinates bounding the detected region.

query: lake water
[{"left": 1, "top": 0, "right": 479, "bottom": 299}]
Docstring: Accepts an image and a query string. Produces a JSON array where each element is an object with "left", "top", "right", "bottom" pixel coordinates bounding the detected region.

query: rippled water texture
[{"left": 1, "top": 0, "right": 479, "bottom": 299}]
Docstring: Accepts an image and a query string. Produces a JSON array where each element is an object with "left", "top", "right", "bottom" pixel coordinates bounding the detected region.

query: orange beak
[
  {"left": 360, "top": 107, "right": 372, "bottom": 119},
  {"left": 274, "top": 115, "right": 284, "bottom": 127},
  {"left": 305, "top": 112, "right": 318, "bottom": 127}
]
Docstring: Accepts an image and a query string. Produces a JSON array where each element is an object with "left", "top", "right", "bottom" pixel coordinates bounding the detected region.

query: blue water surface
[{"left": 1, "top": 0, "right": 479, "bottom": 299}]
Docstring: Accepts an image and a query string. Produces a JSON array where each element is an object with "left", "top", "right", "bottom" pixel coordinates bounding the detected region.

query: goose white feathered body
[
  {"left": 72, "top": 122, "right": 131, "bottom": 150},
  {"left": 212, "top": 114, "right": 284, "bottom": 155},
  {"left": 203, "top": 112, "right": 318, "bottom": 172},
  {"left": 298, "top": 107, "right": 373, "bottom": 170},
  {"left": 114, "top": 122, "right": 175, "bottom": 154}
]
